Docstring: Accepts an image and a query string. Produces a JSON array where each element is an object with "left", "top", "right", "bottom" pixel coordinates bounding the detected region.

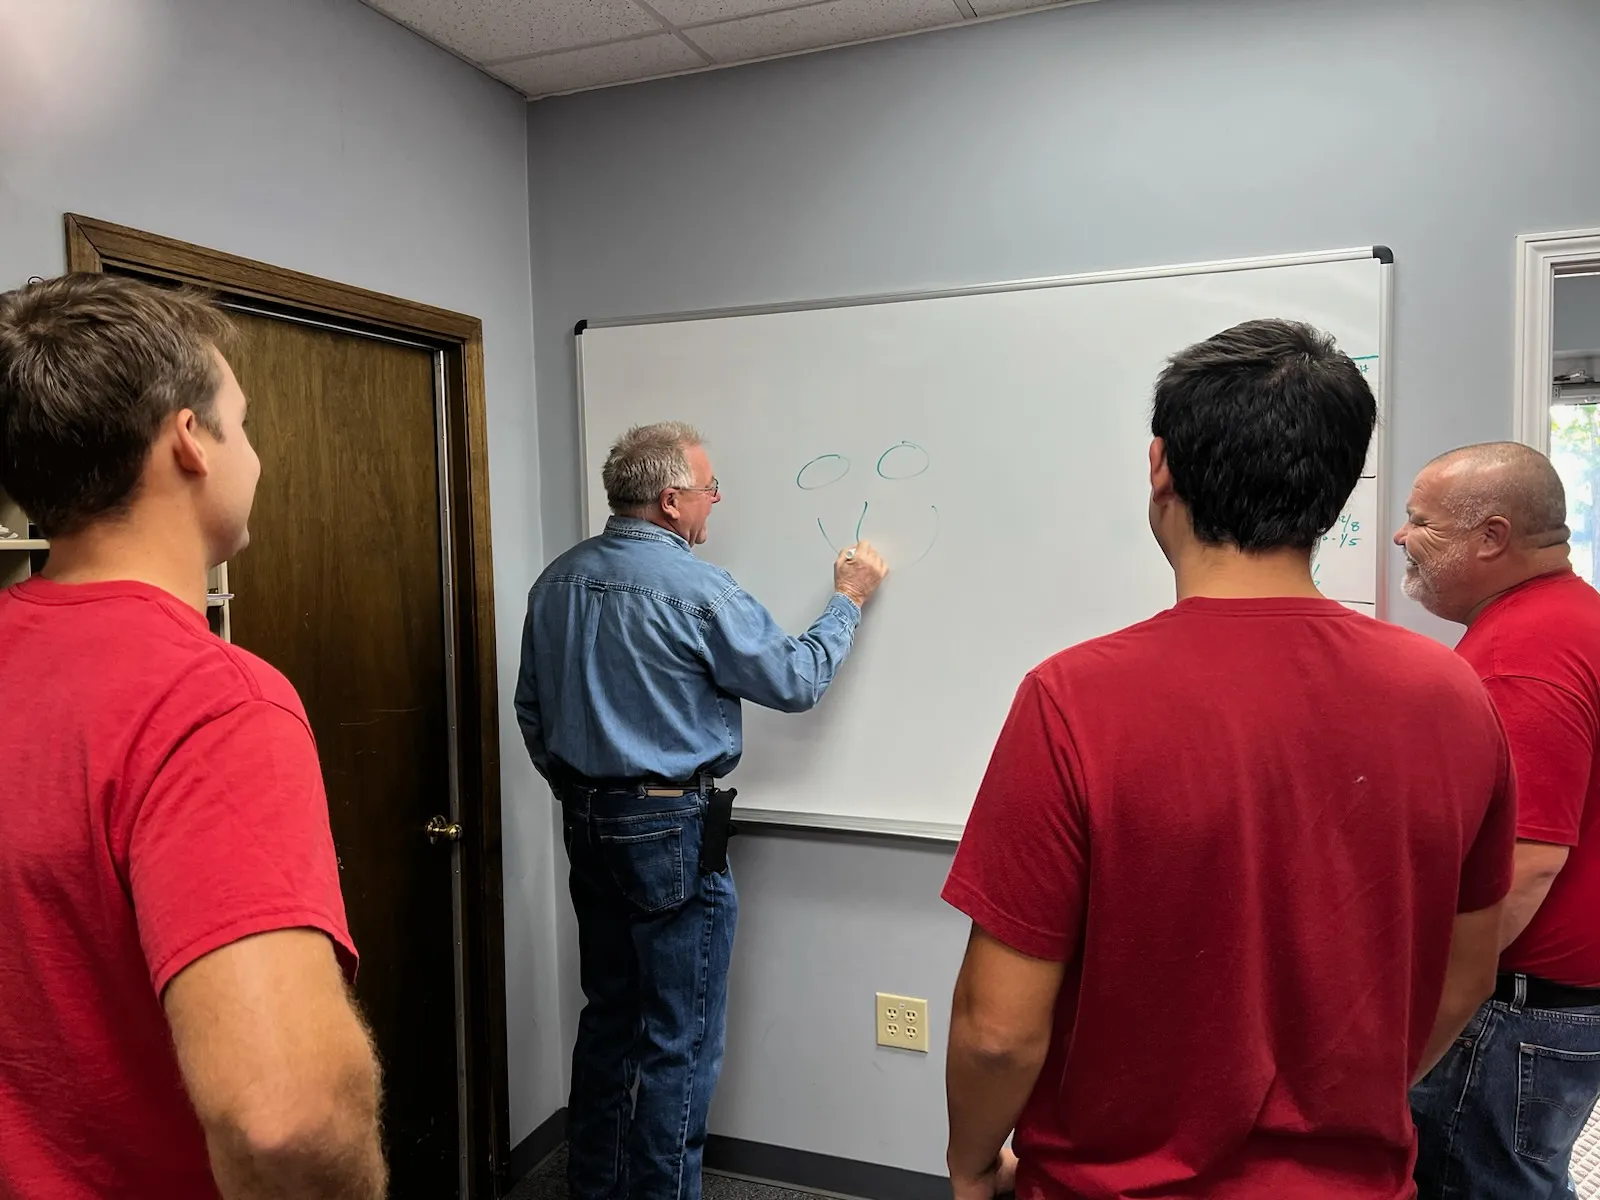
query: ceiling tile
[
  {"left": 968, "top": 0, "right": 1092, "bottom": 17},
  {"left": 365, "top": 0, "right": 662, "bottom": 62},
  {"left": 687, "top": 0, "right": 964, "bottom": 62},
  {"left": 647, "top": 0, "right": 819, "bottom": 26},
  {"left": 491, "top": 34, "right": 706, "bottom": 96}
]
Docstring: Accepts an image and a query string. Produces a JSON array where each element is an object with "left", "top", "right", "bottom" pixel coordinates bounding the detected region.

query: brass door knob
[{"left": 425, "top": 815, "right": 463, "bottom": 844}]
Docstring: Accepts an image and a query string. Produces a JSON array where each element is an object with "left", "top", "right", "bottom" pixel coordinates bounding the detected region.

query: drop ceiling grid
[{"left": 361, "top": 0, "right": 1103, "bottom": 98}]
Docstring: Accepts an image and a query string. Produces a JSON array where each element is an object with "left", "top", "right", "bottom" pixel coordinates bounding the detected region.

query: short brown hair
[{"left": 0, "top": 274, "right": 233, "bottom": 537}]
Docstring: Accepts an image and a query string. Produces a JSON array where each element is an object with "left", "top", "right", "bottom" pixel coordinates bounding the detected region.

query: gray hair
[
  {"left": 603, "top": 421, "right": 703, "bottom": 513},
  {"left": 1428, "top": 441, "right": 1569, "bottom": 549}
]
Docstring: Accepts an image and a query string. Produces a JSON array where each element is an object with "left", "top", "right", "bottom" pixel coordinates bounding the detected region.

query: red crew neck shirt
[
  {"left": 1456, "top": 570, "right": 1600, "bottom": 988},
  {"left": 0, "top": 577, "right": 356, "bottom": 1199},
  {"left": 945, "top": 597, "right": 1515, "bottom": 1199}
]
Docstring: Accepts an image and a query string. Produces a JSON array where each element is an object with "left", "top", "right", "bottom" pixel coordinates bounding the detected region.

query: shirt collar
[
  {"left": 604, "top": 514, "right": 691, "bottom": 552},
  {"left": 1469, "top": 566, "right": 1578, "bottom": 624}
]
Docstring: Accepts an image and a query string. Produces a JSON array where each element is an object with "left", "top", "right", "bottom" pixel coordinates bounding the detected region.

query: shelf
[{"left": 0, "top": 540, "right": 48, "bottom": 551}]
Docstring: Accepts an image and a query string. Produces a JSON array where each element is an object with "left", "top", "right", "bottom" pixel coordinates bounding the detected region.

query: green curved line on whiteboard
[
  {"left": 906, "top": 505, "right": 939, "bottom": 566},
  {"left": 876, "top": 440, "right": 930, "bottom": 480},
  {"left": 817, "top": 503, "right": 939, "bottom": 566},
  {"left": 796, "top": 454, "right": 851, "bottom": 490},
  {"left": 817, "top": 501, "right": 869, "bottom": 553}
]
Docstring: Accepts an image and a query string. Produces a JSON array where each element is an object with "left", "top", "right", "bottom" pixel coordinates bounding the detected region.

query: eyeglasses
[{"left": 674, "top": 478, "right": 719, "bottom": 498}]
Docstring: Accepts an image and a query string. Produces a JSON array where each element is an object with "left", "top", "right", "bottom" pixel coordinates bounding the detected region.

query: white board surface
[{"left": 577, "top": 250, "right": 1392, "bottom": 837}]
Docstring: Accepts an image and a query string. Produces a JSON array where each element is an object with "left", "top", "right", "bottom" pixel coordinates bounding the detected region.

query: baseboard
[
  {"left": 507, "top": 1107, "right": 567, "bottom": 1188},
  {"left": 506, "top": 1117, "right": 945, "bottom": 1200},
  {"left": 705, "top": 1135, "right": 948, "bottom": 1200}
]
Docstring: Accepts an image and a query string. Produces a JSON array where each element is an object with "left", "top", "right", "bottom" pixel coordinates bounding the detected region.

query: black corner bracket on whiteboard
[
  {"left": 574, "top": 319, "right": 589, "bottom": 336},
  {"left": 1372, "top": 245, "right": 1394, "bottom": 264}
]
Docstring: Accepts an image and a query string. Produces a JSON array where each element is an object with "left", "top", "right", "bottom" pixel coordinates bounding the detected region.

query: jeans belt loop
[{"left": 1513, "top": 972, "right": 1528, "bottom": 1013}]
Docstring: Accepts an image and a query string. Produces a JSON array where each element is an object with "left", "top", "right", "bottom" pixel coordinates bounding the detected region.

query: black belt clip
[{"left": 698, "top": 773, "right": 739, "bottom": 876}]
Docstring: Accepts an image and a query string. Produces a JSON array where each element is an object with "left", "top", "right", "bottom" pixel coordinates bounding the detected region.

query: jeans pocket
[
  {"left": 1515, "top": 1042, "right": 1600, "bottom": 1163},
  {"left": 596, "top": 822, "right": 688, "bottom": 913}
]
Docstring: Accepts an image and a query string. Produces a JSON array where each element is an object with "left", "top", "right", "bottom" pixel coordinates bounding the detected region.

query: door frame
[
  {"left": 65, "top": 214, "right": 513, "bottom": 1195},
  {"left": 1513, "top": 226, "right": 1600, "bottom": 452}
]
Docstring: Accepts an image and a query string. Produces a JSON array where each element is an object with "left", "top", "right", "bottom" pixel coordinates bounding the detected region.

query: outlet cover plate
[{"left": 876, "top": 992, "right": 929, "bottom": 1053}]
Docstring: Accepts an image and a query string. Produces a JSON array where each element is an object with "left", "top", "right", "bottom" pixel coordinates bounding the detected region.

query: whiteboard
[{"left": 576, "top": 248, "right": 1393, "bottom": 838}]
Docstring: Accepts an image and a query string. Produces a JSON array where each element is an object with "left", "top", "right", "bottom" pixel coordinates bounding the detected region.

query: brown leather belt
[
  {"left": 547, "top": 760, "right": 702, "bottom": 795},
  {"left": 549, "top": 761, "right": 738, "bottom": 876}
]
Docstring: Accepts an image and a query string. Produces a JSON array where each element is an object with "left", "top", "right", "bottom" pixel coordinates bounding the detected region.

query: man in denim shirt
[{"left": 516, "top": 422, "right": 887, "bottom": 1200}]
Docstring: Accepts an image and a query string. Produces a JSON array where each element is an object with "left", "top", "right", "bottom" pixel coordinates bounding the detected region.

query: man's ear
[
  {"left": 1476, "top": 514, "right": 1513, "bottom": 562},
  {"left": 170, "top": 409, "right": 212, "bottom": 478},
  {"left": 1149, "top": 438, "right": 1176, "bottom": 502}
]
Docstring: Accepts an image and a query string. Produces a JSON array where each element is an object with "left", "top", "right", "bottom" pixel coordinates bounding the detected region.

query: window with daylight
[{"left": 1550, "top": 274, "right": 1600, "bottom": 584}]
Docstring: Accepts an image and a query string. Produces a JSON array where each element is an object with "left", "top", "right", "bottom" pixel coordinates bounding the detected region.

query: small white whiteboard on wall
[{"left": 576, "top": 248, "right": 1394, "bottom": 838}]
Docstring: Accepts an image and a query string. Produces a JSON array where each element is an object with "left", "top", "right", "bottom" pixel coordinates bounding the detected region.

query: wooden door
[{"left": 225, "top": 310, "right": 461, "bottom": 1197}]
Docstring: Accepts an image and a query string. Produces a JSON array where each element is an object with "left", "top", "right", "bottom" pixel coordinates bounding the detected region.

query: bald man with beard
[{"left": 1399, "top": 442, "right": 1600, "bottom": 1200}]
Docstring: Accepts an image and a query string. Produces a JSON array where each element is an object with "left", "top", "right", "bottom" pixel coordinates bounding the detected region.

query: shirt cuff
[
  {"left": 150, "top": 906, "right": 359, "bottom": 995},
  {"left": 941, "top": 877, "right": 1071, "bottom": 963},
  {"left": 829, "top": 592, "right": 863, "bottom": 623},
  {"left": 1516, "top": 820, "right": 1581, "bottom": 848}
]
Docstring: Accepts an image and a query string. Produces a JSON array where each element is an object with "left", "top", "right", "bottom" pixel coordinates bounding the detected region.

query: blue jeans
[
  {"left": 560, "top": 785, "right": 739, "bottom": 1200},
  {"left": 1412, "top": 978, "right": 1600, "bottom": 1200}
]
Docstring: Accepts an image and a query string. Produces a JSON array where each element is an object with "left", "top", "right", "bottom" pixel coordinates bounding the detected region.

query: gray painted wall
[
  {"left": 0, "top": 0, "right": 565, "bottom": 1143},
  {"left": 527, "top": 0, "right": 1600, "bottom": 1173}
]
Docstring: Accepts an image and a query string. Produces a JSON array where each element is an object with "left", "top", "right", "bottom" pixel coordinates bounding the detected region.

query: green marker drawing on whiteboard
[{"left": 802, "top": 443, "right": 938, "bottom": 564}]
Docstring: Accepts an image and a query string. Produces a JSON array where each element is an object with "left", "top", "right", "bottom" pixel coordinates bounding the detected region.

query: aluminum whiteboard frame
[
  {"left": 1375, "top": 258, "right": 1395, "bottom": 623},
  {"left": 574, "top": 245, "right": 1395, "bottom": 842}
]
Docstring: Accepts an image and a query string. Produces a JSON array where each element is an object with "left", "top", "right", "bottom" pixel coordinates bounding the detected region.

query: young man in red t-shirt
[
  {"left": 0, "top": 275, "right": 385, "bottom": 1199},
  {"left": 942, "top": 319, "right": 1516, "bottom": 1200},
  {"left": 1399, "top": 441, "right": 1600, "bottom": 1199}
]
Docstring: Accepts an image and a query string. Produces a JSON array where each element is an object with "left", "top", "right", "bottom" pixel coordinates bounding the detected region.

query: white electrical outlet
[{"left": 877, "top": 993, "right": 929, "bottom": 1053}]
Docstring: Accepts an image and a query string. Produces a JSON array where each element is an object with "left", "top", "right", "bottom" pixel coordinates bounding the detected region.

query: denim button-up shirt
[{"left": 515, "top": 516, "right": 861, "bottom": 782}]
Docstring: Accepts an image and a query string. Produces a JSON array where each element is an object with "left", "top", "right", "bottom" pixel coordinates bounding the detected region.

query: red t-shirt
[
  {"left": 1456, "top": 570, "right": 1600, "bottom": 988},
  {"left": 944, "top": 597, "right": 1515, "bottom": 1200},
  {"left": 0, "top": 578, "right": 356, "bottom": 1199}
]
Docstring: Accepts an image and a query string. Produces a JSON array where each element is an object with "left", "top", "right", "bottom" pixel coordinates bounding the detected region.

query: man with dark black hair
[{"left": 942, "top": 319, "right": 1515, "bottom": 1200}]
